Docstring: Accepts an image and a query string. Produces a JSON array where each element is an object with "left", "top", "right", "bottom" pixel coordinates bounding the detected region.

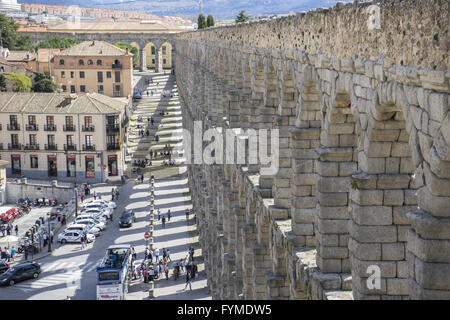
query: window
[
  {"left": 62, "top": 85, "right": 67, "bottom": 92},
  {"left": 84, "top": 116, "right": 92, "bottom": 126},
  {"left": 28, "top": 115, "right": 36, "bottom": 125},
  {"left": 85, "top": 135, "right": 93, "bottom": 146},
  {"left": 152, "top": 59, "right": 155, "bottom": 64},
  {"left": 78, "top": 59, "right": 84, "bottom": 66},
  {"left": 48, "top": 155, "right": 57, "bottom": 177},
  {"left": 48, "top": 134, "right": 55, "bottom": 145},
  {"left": 70, "top": 71, "right": 74, "bottom": 78},
  {"left": 11, "top": 134, "right": 18, "bottom": 145},
  {"left": 115, "top": 71, "right": 120, "bottom": 83},
  {"left": 97, "top": 60, "right": 102, "bottom": 66},
  {"left": 70, "top": 86, "right": 75, "bottom": 93},
  {"left": 11, "top": 155, "right": 21, "bottom": 175},
  {"left": 10, "top": 115, "right": 17, "bottom": 125},
  {"left": 151, "top": 46, "right": 155, "bottom": 55},
  {"left": 61, "top": 71, "right": 65, "bottom": 78},
  {"left": 59, "top": 59, "right": 65, "bottom": 65},
  {"left": 80, "top": 85, "right": 86, "bottom": 93},
  {"left": 66, "top": 116, "right": 73, "bottom": 126},
  {"left": 114, "top": 59, "right": 120, "bottom": 65},
  {"left": 98, "top": 85, "right": 104, "bottom": 94},
  {"left": 67, "top": 155, "right": 76, "bottom": 177},
  {"left": 87, "top": 59, "right": 93, "bottom": 65},
  {"left": 46, "top": 116, "right": 54, "bottom": 125},
  {"left": 30, "top": 155, "right": 38, "bottom": 168},
  {"left": 67, "top": 135, "right": 74, "bottom": 145},
  {"left": 162, "top": 46, "right": 166, "bottom": 55},
  {"left": 29, "top": 134, "right": 37, "bottom": 145},
  {"left": 163, "top": 59, "right": 166, "bottom": 64},
  {"left": 97, "top": 71, "right": 103, "bottom": 83},
  {"left": 80, "top": 71, "right": 85, "bottom": 78},
  {"left": 106, "top": 71, "right": 111, "bottom": 78}
]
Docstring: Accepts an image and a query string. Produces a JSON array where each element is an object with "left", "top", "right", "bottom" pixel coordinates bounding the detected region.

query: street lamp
[
  {"left": 46, "top": 213, "right": 52, "bottom": 252},
  {"left": 74, "top": 183, "right": 78, "bottom": 217}
]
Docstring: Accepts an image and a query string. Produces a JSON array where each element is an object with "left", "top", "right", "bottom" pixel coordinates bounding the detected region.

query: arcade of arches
[{"left": 172, "top": 0, "right": 450, "bottom": 300}]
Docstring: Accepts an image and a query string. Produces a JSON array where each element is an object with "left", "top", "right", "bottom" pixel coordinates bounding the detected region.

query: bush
[
  {"left": 5, "top": 73, "right": 32, "bottom": 92},
  {"left": 33, "top": 79, "right": 57, "bottom": 93}
]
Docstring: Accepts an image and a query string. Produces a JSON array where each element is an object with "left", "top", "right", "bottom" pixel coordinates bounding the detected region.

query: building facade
[
  {"left": 51, "top": 41, "right": 133, "bottom": 98},
  {"left": 144, "top": 43, "right": 172, "bottom": 69},
  {"left": 0, "top": 92, "right": 127, "bottom": 183}
]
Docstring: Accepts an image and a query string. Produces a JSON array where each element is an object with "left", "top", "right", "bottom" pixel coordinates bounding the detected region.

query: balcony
[
  {"left": 63, "top": 125, "right": 76, "bottom": 132},
  {"left": 82, "top": 125, "right": 95, "bottom": 132},
  {"left": 7, "top": 124, "right": 20, "bottom": 131},
  {"left": 8, "top": 143, "right": 21, "bottom": 150},
  {"left": 107, "top": 143, "right": 120, "bottom": 150},
  {"left": 64, "top": 144, "right": 77, "bottom": 151},
  {"left": 45, "top": 144, "right": 58, "bottom": 151},
  {"left": 26, "top": 124, "right": 39, "bottom": 131},
  {"left": 24, "top": 144, "right": 40, "bottom": 150},
  {"left": 112, "top": 63, "right": 122, "bottom": 69},
  {"left": 83, "top": 144, "right": 96, "bottom": 151},
  {"left": 44, "top": 124, "right": 57, "bottom": 131},
  {"left": 106, "top": 124, "right": 120, "bottom": 133}
]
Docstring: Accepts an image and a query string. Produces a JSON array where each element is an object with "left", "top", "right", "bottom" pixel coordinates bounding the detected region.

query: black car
[
  {"left": 0, "top": 261, "right": 41, "bottom": 286},
  {"left": 118, "top": 211, "right": 136, "bottom": 228},
  {"left": 0, "top": 261, "right": 9, "bottom": 274}
]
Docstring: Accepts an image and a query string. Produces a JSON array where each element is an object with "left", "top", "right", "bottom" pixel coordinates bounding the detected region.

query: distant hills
[{"left": 19, "top": 0, "right": 349, "bottom": 20}]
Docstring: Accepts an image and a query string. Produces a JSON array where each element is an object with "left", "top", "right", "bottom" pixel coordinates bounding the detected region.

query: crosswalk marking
[{"left": 9, "top": 258, "right": 103, "bottom": 292}]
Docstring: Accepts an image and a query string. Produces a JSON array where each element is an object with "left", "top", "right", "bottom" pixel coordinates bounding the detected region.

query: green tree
[
  {"left": 197, "top": 13, "right": 207, "bottom": 29},
  {"left": 33, "top": 78, "right": 57, "bottom": 93},
  {"left": 0, "top": 74, "right": 6, "bottom": 91},
  {"left": 33, "top": 72, "right": 50, "bottom": 83},
  {"left": 113, "top": 42, "right": 140, "bottom": 68},
  {"left": 207, "top": 14, "right": 215, "bottom": 27},
  {"left": 5, "top": 73, "right": 32, "bottom": 92},
  {"left": 36, "top": 37, "right": 79, "bottom": 49},
  {"left": 0, "top": 13, "right": 33, "bottom": 50},
  {"left": 235, "top": 10, "right": 249, "bottom": 23}
]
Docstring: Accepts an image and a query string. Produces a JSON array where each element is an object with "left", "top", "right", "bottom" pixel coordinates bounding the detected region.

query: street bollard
[{"left": 148, "top": 281, "right": 155, "bottom": 298}]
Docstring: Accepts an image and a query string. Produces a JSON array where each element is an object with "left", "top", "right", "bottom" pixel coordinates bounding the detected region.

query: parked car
[
  {"left": 118, "top": 211, "right": 136, "bottom": 228},
  {"left": 0, "top": 262, "right": 41, "bottom": 286},
  {"left": 58, "top": 231, "right": 95, "bottom": 244},
  {"left": 64, "top": 224, "right": 100, "bottom": 237},
  {"left": 90, "top": 199, "right": 117, "bottom": 209},
  {"left": 82, "top": 204, "right": 111, "bottom": 217},
  {"left": 133, "top": 91, "right": 142, "bottom": 100},
  {"left": 75, "top": 218, "right": 105, "bottom": 232},
  {"left": 162, "top": 90, "right": 173, "bottom": 98},
  {"left": 82, "top": 208, "right": 110, "bottom": 221},
  {"left": 76, "top": 215, "right": 107, "bottom": 227},
  {"left": 0, "top": 261, "right": 10, "bottom": 275}
]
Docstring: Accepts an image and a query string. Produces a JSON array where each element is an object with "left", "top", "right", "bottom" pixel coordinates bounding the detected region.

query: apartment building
[
  {"left": 51, "top": 41, "right": 133, "bottom": 98},
  {"left": 0, "top": 92, "right": 127, "bottom": 183}
]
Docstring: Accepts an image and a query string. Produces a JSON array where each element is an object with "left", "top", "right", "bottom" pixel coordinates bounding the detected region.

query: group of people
[
  {"left": 111, "top": 187, "right": 120, "bottom": 201},
  {"left": 0, "top": 246, "right": 16, "bottom": 262},
  {"left": 133, "top": 159, "right": 152, "bottom": 168},
  {"left": 155, "top": 208, "right": 173, "bottom": 228},
  {"left": 0, "top": 223, "right": 18, "bottom": 237}
]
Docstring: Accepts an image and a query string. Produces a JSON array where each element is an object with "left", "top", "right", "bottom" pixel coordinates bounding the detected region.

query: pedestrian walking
[
  {"left": 115, "top": 188, "right": 120, "bottom": 201},
  {"left": 80, "top": 235, "right": 85, "bottom": 250},
  {"left": 186, "top": 208, "right": 190, "bottom": 220},
  {"left": 164, "top": 265, "right": 169, "bottom": 280},
  {"left": 162, "top": 248, "right": 167, "bottom": 261},
  {"left": 132, "top": 247, "right": 137, "bottom": 261},
  {"left": 0, "top": 224, "right": 5, "bottom": 237},
  {"left": 62, "top": 214, "right": 66, "bottom": 225},
  {"left": 111, "top": 188, "right": 115, "bottom": 201},
  {"left": 50, "top": 230, "right": 54, "bottom": 243},
  {"left": 154, "top": 248, "right": 160, "bottom": 263},
  {"left": 10, "top": 246, "right": 16, "bottom": 261},
  {"left": 161, "top": 216, "right": 166, "bottom": 228},
  {"left": 167, "top": 249, "right": 171, "bottom": 261},
  {"left": 14, "top": 225, "right": 18, "bottom": 237},
  {"left": 5, "top": 248, "right": 10, "bottom": 262},
  {"left": 157, "top": 208, "right": 161, "bottom": 221},
  {"left": 81, "top": 193, "right": 85, "bottom": 202},
  {"left": 167, "top": 210, "right": 171, "bottom": 221},
  {"left": 184, "top": 272, "right": 192, "bottom": 291},
  {"left": 6, "top": 224, "right": 10, "bottom": 236},
  {"left": 93, "top": 191, "right": 97, "bottom": 200},
  {"left": 151, "top": 117, "right": 154, "bottom": 126}
]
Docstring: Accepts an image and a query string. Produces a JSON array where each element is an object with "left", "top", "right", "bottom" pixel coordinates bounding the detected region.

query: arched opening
[
  {"left": 144, "top": 42, "right": 156, "bottom": 69},
  {"left": 160, "top": 42, "right": 173, "bottom": 70}
]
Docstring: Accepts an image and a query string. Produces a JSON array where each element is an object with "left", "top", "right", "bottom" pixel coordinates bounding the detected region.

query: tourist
[
  {"left": 115, "top": 188, "right": 120, "bottom": 200},
  {"left": 167, "top": 210, "right": 171, "bottom": 221},
  {"left": 154, "top": 247, "right": 160, "bottom": 263},
  {"left": 5, "top": 247, "right": 10, "bottom": 262},
  {"left": 167, "top": 249, "right": 171, "bottom": 261},
  {"left": 80, "top": 193, "right": 85, "bottom": 202},
  {"left": 10, "top": 246, "right": 16, "bottom": 261},
  {"left": 157, "top": 208, "right": 161, "bottom": 221},
  {"left": 161, "top": 216, "right": 166, "bottom": 228},
  {"left": 80, "top": 234, "right": 85, "bottom": 250},
  {"left": 184, "top": 271, "right": 192, "bottom": 291},
  {"left": 14, "top": 225, "right": 18, "bottom": 237},
  {"left": 164, "top": 264, "right": 169, "bottom": 280},
  {"left": 111, "top": 188, "right": 115, "bottom": 201},
  {"left": 186, "top": 208, "right": 190, "bottom": 220},
  {"left": 93, "top": 191, "right": 97, "bottom": 200},
  {"left": 162, "top": 248, "right": 167, "bottom": 261},
  {"left": 0, "top": 224, "right": 5, "bottom": 237}
]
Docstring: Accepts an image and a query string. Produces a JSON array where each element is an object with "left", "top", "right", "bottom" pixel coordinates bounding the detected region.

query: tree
[
  {"left": 0, "top": 14, "right": 33, "bottom": 51},
  {"left": 207, "top": 15, "right": 215, "bottom": 28},
  {"left": 0, "top": 74, "right": 6, "bottom": 91},
  {"left": 197, "top": 13, "right": 207, "bottom": 29},
  {"left": 235, "top": 10, "right": 249, "bottom": 23},
  {"left": 33, "top": 79, "right": 57, "bottom": 93},
  {"left": 113, "top": 42, "right": 139, "bottom": 68},
  {"left": 5, "top": 73, "right": 32, "bottom": 92},
  {"left": 33, "top": 72, "right": 50, "bottom": 83},
  {"left": 36, "top": 37, "right": 79, "bottom": 49}
]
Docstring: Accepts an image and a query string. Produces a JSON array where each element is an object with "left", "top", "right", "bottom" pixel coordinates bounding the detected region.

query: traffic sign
[{"left": 144, "top": 232, "right": 150, "bottom": 239}]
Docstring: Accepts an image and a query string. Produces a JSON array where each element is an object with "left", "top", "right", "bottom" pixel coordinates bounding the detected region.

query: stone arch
[
  {"left": 349, "top": 81, "right": 419, "bottom": 299},
  {"left": 143, "top": 41, "right": 156, "bottom": 69},
  {"left": 290, "top": 69, "right": 321, "bottom": 249}
]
